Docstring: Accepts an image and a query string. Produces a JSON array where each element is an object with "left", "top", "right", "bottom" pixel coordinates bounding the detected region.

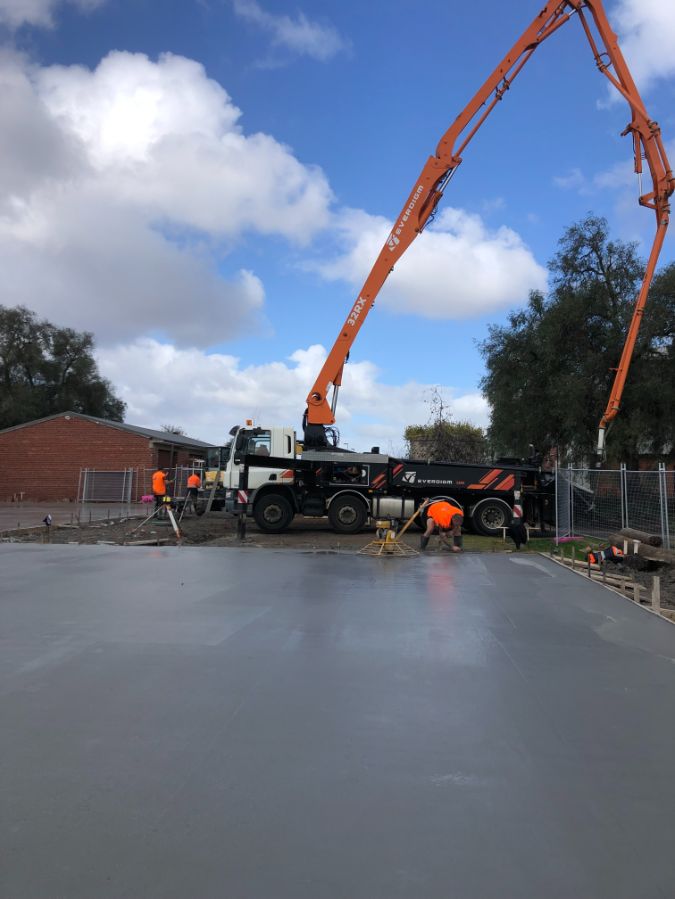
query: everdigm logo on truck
[{"left": 401, "top": 471, "right": 460, "bottom": 486}]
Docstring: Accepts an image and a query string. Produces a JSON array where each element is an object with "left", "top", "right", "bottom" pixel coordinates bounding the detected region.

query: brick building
[{"left": 0, "top": 412, "right": 214, "bottom": 502}]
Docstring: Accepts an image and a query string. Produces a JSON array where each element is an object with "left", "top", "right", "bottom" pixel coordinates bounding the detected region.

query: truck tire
[
  {"left": 471, "top": 498, "right": 511, "bottom": 537},
  {"left": 253, "top": 493, "right": 294, "bottom": 533},
  {"left": 328, "top": 494, "right": 368, "bottom": 533}
]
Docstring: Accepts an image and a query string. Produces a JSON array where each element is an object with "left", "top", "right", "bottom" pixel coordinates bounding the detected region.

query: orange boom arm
[{"left": 303, "top": 0, "right": 673, "bottom": 453}]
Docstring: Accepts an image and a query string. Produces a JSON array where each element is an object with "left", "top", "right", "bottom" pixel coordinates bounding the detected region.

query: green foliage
[
  {"left": 405, "top": 420, "right": 489, "bottom": 462},
  {"left": 0, "top": 305, "right": 126, "bottom": 430},
  {"left": 479, "top": 215, "right": 674, "bottom": 464},
  {"left": 404, "top": 387, "right": 489, "bottom": 462}
]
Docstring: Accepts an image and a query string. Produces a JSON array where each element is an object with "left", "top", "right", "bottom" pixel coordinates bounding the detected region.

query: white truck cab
[{"left": 205, "top": 423, "right": 296, "bottom": 496}]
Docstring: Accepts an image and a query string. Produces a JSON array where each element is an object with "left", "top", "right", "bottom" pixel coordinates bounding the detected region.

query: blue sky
[{"left": 1, "top": 0, "right": 674, "bottom": 449}]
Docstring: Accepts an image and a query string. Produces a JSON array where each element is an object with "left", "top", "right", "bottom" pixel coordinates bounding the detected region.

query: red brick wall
[
  {"left": 639, "top": 457, "right": 675, "bottom": 471},
  {"left": 0, "top": 416, "right": 156, "bottom": 502}
]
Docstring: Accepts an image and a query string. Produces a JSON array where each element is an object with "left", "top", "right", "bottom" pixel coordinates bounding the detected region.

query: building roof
[{"left": 0, "top": 411, "right": 215, "bottom": 448}]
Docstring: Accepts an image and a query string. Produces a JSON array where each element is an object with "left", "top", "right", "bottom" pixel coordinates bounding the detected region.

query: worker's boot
[
  {"left": 420, "top": 535, "right": 430, "bottom": 551},
  {"left": 452, "top": 535, "right": 463, "bottom": 553}
]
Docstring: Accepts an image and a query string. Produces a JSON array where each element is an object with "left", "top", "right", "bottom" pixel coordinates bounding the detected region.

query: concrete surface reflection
[{"left": 2, "top": 544, "right": 675, "bottom": 899}]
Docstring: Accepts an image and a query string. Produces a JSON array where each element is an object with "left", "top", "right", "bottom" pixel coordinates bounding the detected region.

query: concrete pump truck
[{"left": 217, "top": 0, "right": 673, "bottom": 535}]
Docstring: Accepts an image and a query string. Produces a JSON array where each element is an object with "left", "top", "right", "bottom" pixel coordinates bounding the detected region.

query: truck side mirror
[{"left": 234, "top": 433, "right": 248, "bottom": 458}]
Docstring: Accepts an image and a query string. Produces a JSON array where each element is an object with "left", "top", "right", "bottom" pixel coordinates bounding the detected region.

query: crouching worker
[
  {"left": 420, "top": 498, "right": 464, "bottom": 552},
  {"left": 585, "top": 545, "right": 624, "bottom": 566}
]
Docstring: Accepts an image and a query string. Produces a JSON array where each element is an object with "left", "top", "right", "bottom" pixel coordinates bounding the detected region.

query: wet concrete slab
[{"left": 2, "top": 544, "right": 675, "bottom": 899}]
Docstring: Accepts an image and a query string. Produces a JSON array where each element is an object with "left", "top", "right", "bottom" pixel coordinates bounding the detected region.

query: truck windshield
[
  {"left": 206, "top": 444, "right": 231, "bottom": 468},
  {"left": 238, "top": 429, "right": 272, "bottom": 457}
]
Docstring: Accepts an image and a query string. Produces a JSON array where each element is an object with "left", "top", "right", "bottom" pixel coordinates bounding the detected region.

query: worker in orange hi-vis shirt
[
  {"left": 185, "top": 470, "right": 201, "bottom": 515},
  {"left": 420, "top": 497, "right": 464, "bottom": 552},
  {"left": 152, "top": 468, "right": 169, "bottom": 511}
]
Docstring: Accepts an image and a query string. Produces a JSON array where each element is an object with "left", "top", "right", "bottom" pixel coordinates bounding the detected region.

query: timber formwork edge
[{"left": 541, "top": 552, "right": 673, "bottom": 625}]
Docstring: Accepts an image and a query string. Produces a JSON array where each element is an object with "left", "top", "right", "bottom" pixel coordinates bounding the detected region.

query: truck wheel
[
  {"left": 253, "top": 493, "right": 294, "bottom": 533},
  {"left": 328, "top": 495, "right": 368, "bottom": 533},
  {"left": 471, "top": 499, "right": 511, "bottom": 537}
]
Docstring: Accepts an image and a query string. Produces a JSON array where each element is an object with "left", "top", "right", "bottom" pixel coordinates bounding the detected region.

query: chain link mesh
[
  {"left": 556, "top": 465, "right": 672, "bottom": 547},
  {"left": 78, "top": 469, "right": 134, "bottom": 503}
]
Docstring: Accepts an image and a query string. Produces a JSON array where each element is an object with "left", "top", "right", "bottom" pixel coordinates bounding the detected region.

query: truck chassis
[{"left": 229, "top": 451, "right": 555, "bottom": 537}]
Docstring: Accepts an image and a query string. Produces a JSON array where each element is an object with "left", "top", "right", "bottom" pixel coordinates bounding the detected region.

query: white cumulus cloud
[
  {"left": 97, "top": 339, "right": 489, "bottom": 451},
  {"left": 611, "top": 0, "right": 675, "bottom": 93},
  {"left": 35, "top": 51, "right": 332, "bottom": 242},
  {"left": 232, "top": 0, "right": 348, "bottom": 62},
  {"left": 311, "top": 207, "right": 547, "bottom": 319},
  {"left": 0, "top": 0, "right": 103, "bottom": 28},
  {"left": 0, "top": 50, "right": 333, "bottom": 345},
  {"left": 552, "top": 167, "right": 589, "bottom": 193},
  {"left": 551, "top": 139, "right": 675, "bottom": 246}
]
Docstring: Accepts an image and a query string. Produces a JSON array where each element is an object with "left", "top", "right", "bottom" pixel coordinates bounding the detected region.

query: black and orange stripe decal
[
  {"left": 392, "top": 463, "right": 404, "bottom": 477},
  {"left": 468, "top": 468, "right": 504, "bottom": 489},
  {"left": 494, "top": 474, "right": 515, "bottom": 492},
  {"left": 371, "top": 472, "right": 387, "bottom": 488}
]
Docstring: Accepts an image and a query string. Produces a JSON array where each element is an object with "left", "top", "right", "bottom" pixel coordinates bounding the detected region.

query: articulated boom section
[{"left": 303, "top": 0, "right": 673, "bottom": 456}]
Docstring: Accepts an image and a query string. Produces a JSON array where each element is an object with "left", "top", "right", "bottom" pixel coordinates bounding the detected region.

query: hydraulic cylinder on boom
[{"left": 302, "top": 0, "right": 674, "bottom": 458}]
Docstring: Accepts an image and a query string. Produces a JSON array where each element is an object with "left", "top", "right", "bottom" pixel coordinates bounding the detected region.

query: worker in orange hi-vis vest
[
  {"left": 585, "top": 545, "right": 624, "bottom": 566},
  {"left": 185, "top": 470, "right": 201, "bottom": 515},
  {"left": 420, "top": 497, "right": 464, "bottom": 552},
  {"left": 152, "top": 468, "right": 169, "bottom": 511}
]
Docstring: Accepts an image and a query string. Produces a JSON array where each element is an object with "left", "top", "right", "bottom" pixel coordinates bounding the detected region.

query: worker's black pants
[{"left": 185, "top": 487, "right": 199, "bottom": 514}]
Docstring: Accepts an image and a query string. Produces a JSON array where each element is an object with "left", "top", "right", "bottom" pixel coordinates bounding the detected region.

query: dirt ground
[
  {"left": 606, "top": 558, "right": 675, "bottom": 613},
  {"left": 3, "top": 509, "right": 674, "bottom": 611},
  {"left": 0, "top": 511, "right": 442, "bottom": 552}
]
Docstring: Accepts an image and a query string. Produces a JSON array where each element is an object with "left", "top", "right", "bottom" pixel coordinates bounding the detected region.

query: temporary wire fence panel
[
  {"left": 555, "top": 467, "right": 572, "bottom": 540},
  {"left": 661, "top": 467, "right": 674, "bottom": 550},
  {"left": 78, "top": 469, "right": 134, "bottom": 504},
  {"left": 555, "top": 464, "right": 673, "bottom": 546},
  {"left": 624, "top": 468, "right": 665, "bottom": 537}
]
